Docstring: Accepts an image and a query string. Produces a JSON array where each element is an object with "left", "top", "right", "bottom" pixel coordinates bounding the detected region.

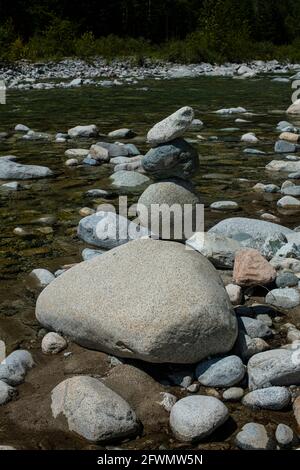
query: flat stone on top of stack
[{"left": 142, "top": 106, "right": 199, "bottom": 180}]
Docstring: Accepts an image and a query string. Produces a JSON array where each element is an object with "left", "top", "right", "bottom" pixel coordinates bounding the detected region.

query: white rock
[{"left": 42, "top": 332, "right": 67, "bottom": 355}]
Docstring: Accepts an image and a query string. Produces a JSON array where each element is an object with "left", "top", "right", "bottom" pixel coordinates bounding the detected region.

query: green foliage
[{"left": 1, "top": 1, "right": 300, "bottom": 63}]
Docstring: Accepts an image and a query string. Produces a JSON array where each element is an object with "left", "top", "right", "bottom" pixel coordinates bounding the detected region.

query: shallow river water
[{"left": 0, "top": 75, "right": 299, "bottom": 449}]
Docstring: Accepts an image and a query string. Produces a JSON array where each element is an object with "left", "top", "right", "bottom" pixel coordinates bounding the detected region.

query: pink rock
[{"left": 233, "top": 249, "right": 276, "bottom": 287}]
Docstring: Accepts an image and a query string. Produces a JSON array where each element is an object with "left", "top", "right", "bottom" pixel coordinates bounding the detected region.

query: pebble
[
  {"left": 1, "top": 182, "right": 20, "bottom": 190},
  {"left": 265, "top": 288, "right": 300, "bottom": 309},
  {"left": 276, "top": 272, "right": 299, "bottom": 288},
  {"left": 0, "top": 350, "right": 34, "bottom": 386},
  {"left": 196, "top": 355, "right": 245, "bottom": 387},
  {"left": 42, "top": 332, "right": 67, "bottom": 354},
  {"left": 242, "top": 386, "right": 291, "bottom": 410},
  {"left": 239, "top": 317, "right": 272, "bottom": 339},
  {"left": 210, "top": 201, "right": 239, "bottom": 211},
  {"left": 81, "top": 248, "right": 103, "bottom": 261},
  {"left": 159, "top": 392, "right": 177, "bottom": 412},
  {"left": 15, "top": 124, "right": 30, "bottom": 132},
  {"left": 277, "top": 196, "right": 300, "bottom": 208},
  {"left": 30, "top": 268, "right": 55, "bottom": 287},
  {"left": 108, "top": 128, "right": 135, "bottom": 139},
  {"left": 276, "top": 424, "right": 295, "bottom": 447},
  {"left": 226, "top": 284, "right": 243, "bottom": 305},
  {"left": 65, "top": 149, "right": 89, "bottom": 158},
  {"left": 65, "top": 158, "right": 79, "bottom": 166},
  {"left": 223, "top": 387, "right": 244, "bottom": 402},
  {"left": 170, "top": 396, "right": 229, "bottom": 442},
  {"left": 247, "top": 348, "right": 300, "bottom": 390},
  {"left": 236, "top": 332, "right": 270, "bottom": 361},
  {"left": 293, "top": 396, "right": 300, "bottom": 428},
  {"left": 68, "top": 125, "right": 98, "bottom": 138},
  {"left": 241, "top": 133, "right": 258, "bottom": 143},
  {"left": 79, "top": 207, "right": 95, "bottom": 217},
  {"left": 0, "top": 380, "right": 17, "bottom": 405},
  {"left": 236, "top": 423, "right": 275, "bottom": 450}
]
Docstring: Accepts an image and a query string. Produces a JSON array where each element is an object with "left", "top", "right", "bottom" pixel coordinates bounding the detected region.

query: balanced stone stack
[{"left": 138, "top": 107, "right": 200, "bottom": 239}]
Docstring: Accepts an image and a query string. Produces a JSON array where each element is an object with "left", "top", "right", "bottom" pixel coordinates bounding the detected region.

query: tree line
[{"left": 1, "top": 0, "right": 300, "bottom": 62}]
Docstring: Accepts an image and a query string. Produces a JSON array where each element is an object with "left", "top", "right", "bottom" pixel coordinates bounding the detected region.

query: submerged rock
[{"left": 0, "top": 156, "right": 53, "bottom": 180}]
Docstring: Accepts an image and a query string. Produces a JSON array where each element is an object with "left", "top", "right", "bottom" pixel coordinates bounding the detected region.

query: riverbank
[{"left": 1, "top": 58, "right": 300, "bottom": 91}]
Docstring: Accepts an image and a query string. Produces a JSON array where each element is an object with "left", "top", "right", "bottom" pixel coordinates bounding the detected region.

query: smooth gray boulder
[
  {"left": 0, "top": 350, "right": 34, "bottom": 386},
  {"left": 242, "top": 386, "right": 290, "bottom": 410},
  {"left": 169, "top": 396, "right": 229, "bottom": 442},
  {"left": 236, "top": 423, "right": 275, "bottom": 450},
  {"left": 142, "top": 139, "right": 199, "bottom": 180},
  {"left": 96, "top": 142, "right": 129, "bottom": 157},
  {"left": 247, "top": 348, "right": 300, "bottom": 390},
  {"left": 196, "top": 355, "right": 245, "bottom": 387},
  {"left": 110, "top": 170, "right": 150, "bottom": 189},
  {"left": 0, "top": 156, "right": 53, "bottom": 180},
  {"left": 51, "top": 376, "right": 139, "bottom": 442},
  {"left": 78, "top": 211, "right": 150, "bottom": 249},
  {"left": 186, "top": 232, "right": 241, "bottom": 269},
  {"left": 209, "top": 217, "right": 293, "bottom": 239},
  {"left": 36, "top": 239, "right": 238, "bottom": 364},
  {"left": 147, "top": 106, "right": 194, "bottom": 146}
]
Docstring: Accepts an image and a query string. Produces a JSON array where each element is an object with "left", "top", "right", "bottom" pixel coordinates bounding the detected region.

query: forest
[{"left": 1, "top": 0, "right": 300, "bottom": 63}]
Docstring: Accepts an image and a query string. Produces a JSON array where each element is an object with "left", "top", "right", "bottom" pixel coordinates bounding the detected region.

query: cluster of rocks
[{"left": 1, "top": 59, "right": 300, "bottom": 91}]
